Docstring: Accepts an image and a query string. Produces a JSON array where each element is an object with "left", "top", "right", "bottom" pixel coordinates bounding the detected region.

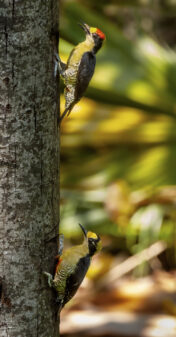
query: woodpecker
[
  {"left": 58, "top": 22, "right": 105, "bottom": 122},
  {"left": 44, "top": 224, "right": 101, "bottom": 312}
]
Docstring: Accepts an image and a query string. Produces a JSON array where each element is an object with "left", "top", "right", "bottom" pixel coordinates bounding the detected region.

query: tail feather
[
  {"left": 59, "top": 107, "right": 70, "bottom": 123},
  {"left": 60, "top": 103, "right": 75, "bottom": 123}
]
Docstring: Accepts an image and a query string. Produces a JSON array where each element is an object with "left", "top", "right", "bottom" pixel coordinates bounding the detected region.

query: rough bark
[{"left": 0, "top": 1, "right": 60, "bottom": 336}]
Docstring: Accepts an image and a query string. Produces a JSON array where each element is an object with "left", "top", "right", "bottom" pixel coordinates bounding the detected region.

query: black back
[
  {"left": 75, "top": 51, "right": 96, "bottom": 101},
  {"left": 62, "top": 255, "right": 91, "bottom": 308}
]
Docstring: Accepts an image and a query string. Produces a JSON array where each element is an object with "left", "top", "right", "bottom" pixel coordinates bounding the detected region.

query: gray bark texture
[{"left": 0, "top": 1, "right": 60, "bottom": 336}]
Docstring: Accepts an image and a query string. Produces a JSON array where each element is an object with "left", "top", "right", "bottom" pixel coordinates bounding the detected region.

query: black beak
[
  {"left": 78, "top": 22, "right": 90, "bottom": 35},
  {"left": 79, "top": 223, "right": 87, "bottom": 238}
]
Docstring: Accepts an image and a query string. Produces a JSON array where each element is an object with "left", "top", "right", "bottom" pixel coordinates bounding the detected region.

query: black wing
[
  {"left": 75, "top": 52, "right": 96, "bottom": 101},
  {"left": 62, "top": 255, "right": 90, "bottom": 308}
]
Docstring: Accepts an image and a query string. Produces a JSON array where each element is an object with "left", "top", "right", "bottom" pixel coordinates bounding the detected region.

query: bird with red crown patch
[{"left": 56, "top": 22, "right": 106, "bottom": 122}]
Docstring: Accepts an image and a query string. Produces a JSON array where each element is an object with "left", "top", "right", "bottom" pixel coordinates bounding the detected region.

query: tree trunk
[{"left": 0, "top": 1, "right": 60, "bottom": 336}]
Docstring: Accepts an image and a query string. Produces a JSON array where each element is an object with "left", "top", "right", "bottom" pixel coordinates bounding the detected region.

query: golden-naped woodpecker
[
  {"left": 44, "top": 224, "right": 101, "bottom": 312},
  {"left": 58, "top": 22, "right": 105, "bottom": 122}
]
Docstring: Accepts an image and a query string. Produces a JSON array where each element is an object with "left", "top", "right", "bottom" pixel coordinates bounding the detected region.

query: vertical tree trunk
[{"left": 0, "top": 1, "right": 60, "bottom": 336}]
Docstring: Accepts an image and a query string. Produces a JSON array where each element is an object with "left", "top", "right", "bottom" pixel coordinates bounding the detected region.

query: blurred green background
[{"left": 59, "top": 0, "right": 176, "bottom": 273}]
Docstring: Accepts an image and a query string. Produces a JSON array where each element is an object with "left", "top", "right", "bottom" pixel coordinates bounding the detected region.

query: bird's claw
[
  {"left": 54, "top": 53, "right": 60, "bottom": 77},
  {"left": 55, "top": 52, "right": 61, "bottom": 63},
  {"left": 54, "top": 52, "right": 66, "bottom": 77},
  {"left": 43, "top": 271, "right": 54, "bottom": 287}
]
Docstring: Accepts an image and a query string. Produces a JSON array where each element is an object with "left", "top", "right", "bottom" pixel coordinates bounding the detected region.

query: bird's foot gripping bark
[
  {"left": 54, "top": 53, "right": 66, "bottom": 77},
  {"left": 43, "top": 272, "right": 54, "bottom": 287}
]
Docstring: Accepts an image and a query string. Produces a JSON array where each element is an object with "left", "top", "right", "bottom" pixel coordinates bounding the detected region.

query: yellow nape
[
  {"left": 87, "top": 231, "right": 98, "bottom": 239},
  {"left": 90, "top": 27, "right": 97, "bottom": 34}
]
